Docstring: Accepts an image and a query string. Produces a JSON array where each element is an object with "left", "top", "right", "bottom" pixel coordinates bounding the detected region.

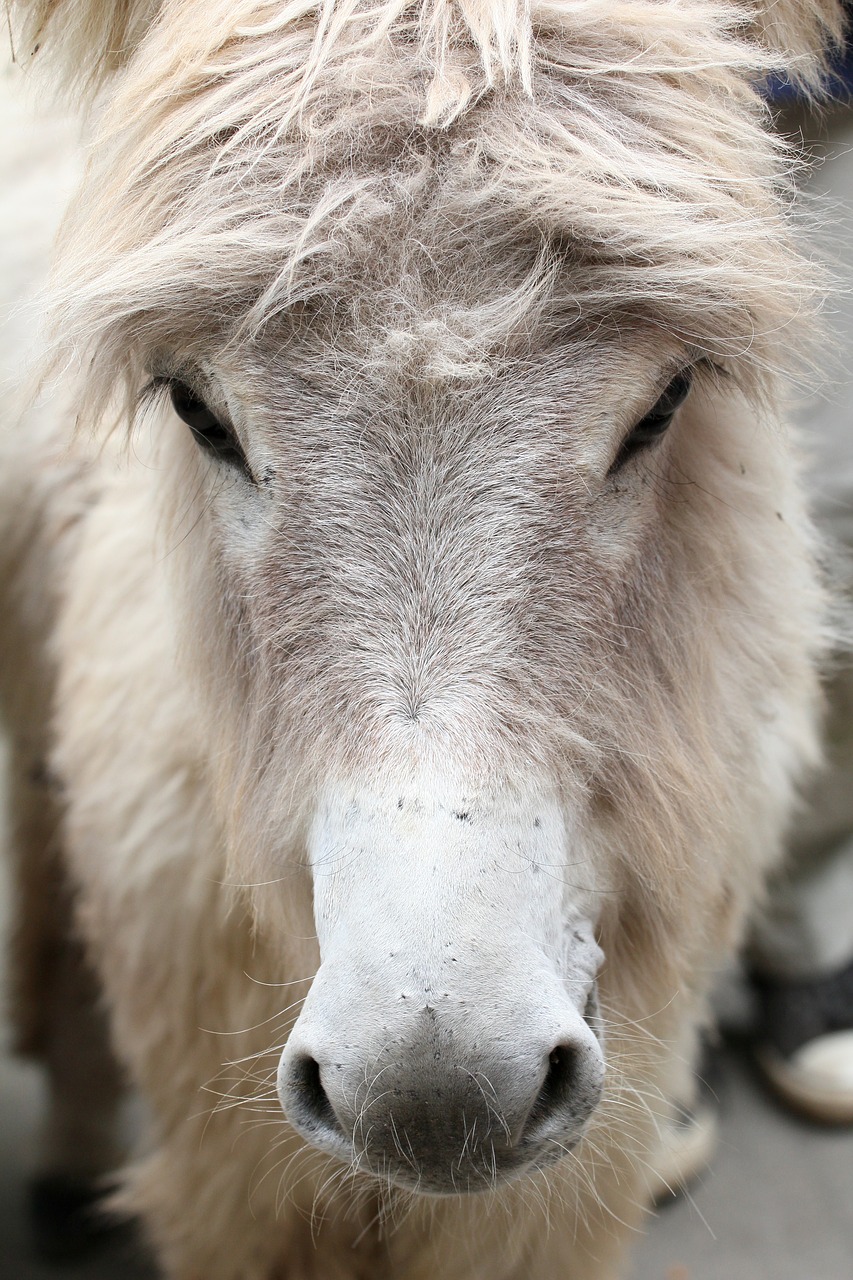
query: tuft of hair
[
  {"left": 8, "top": 0, "right": 163, "bottom": 94},
  {"left": 9, "top": 0, "right": 846, "bottom": 104},
  {"left": 9, "top": 0, "right": 848, "bottom": 422}
]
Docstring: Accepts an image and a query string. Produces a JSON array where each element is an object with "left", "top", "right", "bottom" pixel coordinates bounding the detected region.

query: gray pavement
[{"left": 630, "top": 1043, "right": 853, "bottom": 1280}]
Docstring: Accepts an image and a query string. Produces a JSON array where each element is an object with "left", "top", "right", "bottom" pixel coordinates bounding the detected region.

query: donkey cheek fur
[{"left": 0, "top": 1, "right": 844, "bottom": 1277}]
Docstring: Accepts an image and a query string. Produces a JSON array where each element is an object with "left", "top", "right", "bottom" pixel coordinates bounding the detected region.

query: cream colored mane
[
  {"left": 11, "top": 1, "right": 845, "bottom": 104},
  {"left": 6, "top": 1, "right": 844, "bottom": 416}
]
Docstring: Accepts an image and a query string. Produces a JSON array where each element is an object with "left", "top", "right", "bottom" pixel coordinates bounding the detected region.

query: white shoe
[
  {"left": 757, "top": 1029, "right": 853, "bottom": 1124},
  {"left": 752, "top": 958, "right": 853, "bottom": 1125}
]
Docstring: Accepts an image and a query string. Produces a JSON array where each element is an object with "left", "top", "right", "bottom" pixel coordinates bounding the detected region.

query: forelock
[{"left": 32, "top": 0, "right": 844, "bottom": 407}]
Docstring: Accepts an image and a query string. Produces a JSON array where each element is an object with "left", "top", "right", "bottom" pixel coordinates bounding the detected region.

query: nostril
[
  {"left": 522, "top": 1042, "right": 588, "bottom": 1143},
  {"left": 287, "top": 1055, "right": 343, "bottom": 1138},
  {"left": 518, "top": 1025, "right": 605, "bottom": 1156},
  {"left": 535, "top": 1044, "right": 580, "bottom": 1119}
]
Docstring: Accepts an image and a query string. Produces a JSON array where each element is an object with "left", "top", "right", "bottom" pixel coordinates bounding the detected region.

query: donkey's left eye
[
  {"left": 168, "top": 380, "right": 252, "bottom": 478},
  {"left": 609, "top": 369, "right": 693, "bottom": 475}
]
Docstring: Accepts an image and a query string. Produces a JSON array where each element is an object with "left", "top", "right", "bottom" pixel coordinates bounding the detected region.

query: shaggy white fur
[{"left": 0, "top": 2, "right": 846, "bottom": 1278}]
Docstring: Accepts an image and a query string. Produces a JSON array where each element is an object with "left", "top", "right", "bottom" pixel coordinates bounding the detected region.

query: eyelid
[
  {"left": 141, "top": 376, "right": 255, "bottom": 482},
  {"left": 139, "top": 374, "right": 202, "bottom": 415},
  {"left": 642, "top": 361, "right": 694, "bottom": 415},
  {"left": 141, "top": 374, "right": 237, "bottom": 435},
  {"left": 138, "top": 375, "right": 170, "bottom": 411},
  {"left": 607, "top": 365, "right": 694, "bottom": 477}
]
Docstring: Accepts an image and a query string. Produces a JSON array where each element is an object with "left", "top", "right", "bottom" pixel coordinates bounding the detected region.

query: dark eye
[
  {"left": 168, "top": 380, "right": 252, "bottom": 478},
  {"left": 609, "top": 368, "right": 693, "bottom": 475}
]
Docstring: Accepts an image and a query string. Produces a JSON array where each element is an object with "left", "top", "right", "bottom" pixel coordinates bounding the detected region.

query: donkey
[{"left": 0, "top": 1, "right": 844, "bottom": 1277}]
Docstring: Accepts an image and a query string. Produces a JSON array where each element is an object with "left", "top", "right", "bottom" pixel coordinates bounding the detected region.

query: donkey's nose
[{"left": 278, "top": 1013, "right": 604, "bottom": 1193}]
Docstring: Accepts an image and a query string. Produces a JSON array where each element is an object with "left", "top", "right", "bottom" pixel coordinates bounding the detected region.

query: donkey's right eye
[{"left": 168, "top": 380, "right": 251, "bottom": 478}]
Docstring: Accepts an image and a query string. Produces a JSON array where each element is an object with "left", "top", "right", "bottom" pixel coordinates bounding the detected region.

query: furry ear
[
  {"left": 745, "top": 0, "right": 847, "bottom": 91},
  {"left": 8, "top": 0, "right": 165, "bottom": 96}
]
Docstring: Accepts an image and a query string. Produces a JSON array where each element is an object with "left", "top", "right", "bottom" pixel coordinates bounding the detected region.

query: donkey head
[{"left": 18, "top": 0, "right": 841, "bottom": 1193}]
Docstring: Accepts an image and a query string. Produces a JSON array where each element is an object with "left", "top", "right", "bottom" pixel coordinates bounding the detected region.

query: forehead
[
  {"left": 61, "top": 4, "right": 805, "bottom": 396},
  {"left": 201, "top": 324, "right": 686, "bottom": 508},
  {"left": 215, "top": 311, "right": 684, "bottom": 408}
]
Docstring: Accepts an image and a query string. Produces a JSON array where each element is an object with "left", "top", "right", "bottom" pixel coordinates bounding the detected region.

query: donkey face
[
  {"left": 33, "top": 0, "right": 835, "bottom": 1198},
  {"left": 149, "top": 309, "right": 723, "bottom": 1191}
]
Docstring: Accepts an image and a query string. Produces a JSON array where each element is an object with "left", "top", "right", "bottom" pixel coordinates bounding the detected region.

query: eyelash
[
  {"left": 145, "top": 377, "right": 254, "bottom": 481},
  {"left": 608, "top": 367, "right": 695, "bottom": 476}
]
